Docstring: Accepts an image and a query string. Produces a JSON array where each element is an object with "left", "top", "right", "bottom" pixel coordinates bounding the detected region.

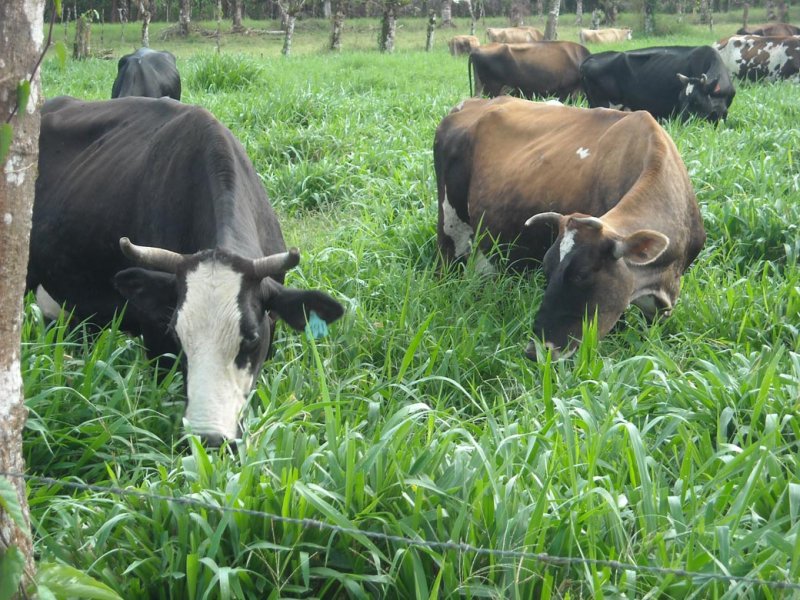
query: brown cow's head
[{"left": 524, "top": 213, "right": 668, "bottom": 360}]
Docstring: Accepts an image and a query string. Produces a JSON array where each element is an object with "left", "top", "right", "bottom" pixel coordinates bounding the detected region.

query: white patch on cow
[
  {"left": 454, "top": 100, "right": 466, "bottom": 112},
  {"left": 684, "top": 82, "right": 694, "bottom": 95},
  {"left": 609, "top": 102, "right": 624, "bottom": 110},
  {"left": 544, "top": 99, "right": 563, "bottom": 105},
  {"left": 176, "top": 262, "right": 254, "bottom": 440},
  {"left": 35, "top": 285, "right": 63, "bottom": 320},
  {"left": 576, "top": 147, "right": 590, "bottom": 159},
  {"left": 442, "top": 189, "right": 474, "bottom": 259},
  {"left": 3, "top": 213, "right": 11, "bottom": 225},
  {"left": 766, "top": 44, "right": 790, "bottom": 79},
  {"left": 559, "top": 229, "right": 577, "bottom": 262}
]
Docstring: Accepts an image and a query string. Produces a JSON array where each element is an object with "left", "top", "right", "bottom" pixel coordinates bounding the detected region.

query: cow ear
[
  {"left": 705, "top": 77, "right": 720, "bottom": 92},
  {"left": 676, "top": 73, "right": 691, "bottom": 86},
  {"left": 114, "top": 268, "right": 177, "bottom": 321},
  {"left": 261, "top": 279, "right": 345, "bottom": 331},
  {"left": 613, "top": 230, "right": 669, "bottom": 265}
]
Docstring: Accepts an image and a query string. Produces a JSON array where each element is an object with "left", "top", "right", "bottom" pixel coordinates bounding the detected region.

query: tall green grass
[{"left": 22, "top": 20, "right": 800, "bottom": 598}]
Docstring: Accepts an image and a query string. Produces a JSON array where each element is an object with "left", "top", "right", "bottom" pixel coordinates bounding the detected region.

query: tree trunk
[
  {"left": 279, "top": 3, "right": 289, "bottom": 30},
  {"left": 426, "top": 10, "right": 436, "bottom": 50},
  {"left": 330, "top": 9, "right": 344, "bottom": 49},
  {"left": 323, "top": 0, "right": 331, "bottom": 18},
  {"left": 232, "top": 0, "right": 245, "bottom": 32},
  {"left": 544, "top": 0, "right": 560, "bottom": 39},
  {"left": 139, "top": 0, "right": 151, "bottom": 46},
  {"left": 574, "top": 0, "right": 583, "bottom": 25},
  {"left": 676, "top": 0, "right": 684, "bottom": 22},
  {"left": 778, "top": 1, "right": 788, "bottom": 22},
  {"left": 282, "top": 13, "right": 296, "bottom": 54},
  {"left": 441, "top": 0, "right": 455, "bottom": 26},
  {"left": 73, "top": 13, "right": 91, "bottom": 58},
  {"left": 536, "top": 0, "right": 544, "bottom": 19},
  {"left": 0, "top": 0, "right": 43, "bottom": 595},
  {"left": 179, "top": 0, "right": 191, "bottom": 35},
  {"left": 767, "top": 0, "right": 777, "bottom": 20},
  {"left": 699, "top": 0, "right": 711, "bottom": 25},
  {"left": 216, "top": 0, "right": 222, "bottom": 52},
  {"left": 591, "top": 7, "right": 601, "bottom": 27},
  {"left": 742, "top": 2, "right": 748, "bottom": 27},
  {"left": 467, "top": 0, "right": 476, "bottom": 34},
  {"left": 644, "top": 0, "right": 655, "bottom": 35},
  {"left": 379, "top": 4, "right": 397, "bottom": 52}
]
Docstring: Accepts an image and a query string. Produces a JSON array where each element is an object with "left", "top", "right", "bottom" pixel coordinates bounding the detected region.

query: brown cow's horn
[
  {"left": 119, "top": 237, "right": 185, "bottom": 273},
  {"left": 251, "top": 247, "right": 300, "bottom": 279},
  {"left": 571, "top": 216, "right": 604, "bottom": 230}
]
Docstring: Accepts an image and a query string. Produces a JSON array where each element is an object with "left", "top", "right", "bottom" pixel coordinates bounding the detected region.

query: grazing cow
[
  {"left": 486, "top": 26, "right": 544, "bottom": 43},
  {"left": 434, "top": 97, "right": 705, "bottom": 358},
  {"left": 580, "top": 45, "right": 735, "bottom": 121},
  {"left": 736, "top": 22, "right": 800, "bottom": 36},
  {"left": 449, "top": 35, "right": 481, "bottom": 57},
  {"left": 111, "top": 47, "right": 181, "bottom": 101},
  {"left": 579, "top": 27, "right": 633, "bottom": 44},
  {"left": 714, "top": 35, "right": 800, "bottom": 82},
  {"left": 469, "top": 41, "right": 591, "bottom": 100},
  {"left": 29, "top": 96, "right": 344, "bottom": 443}
]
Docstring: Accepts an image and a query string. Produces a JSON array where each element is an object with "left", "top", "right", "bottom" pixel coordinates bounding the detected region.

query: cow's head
[
  {"left": 524, "top": 213, "right": 669, "bottom": 360},
  {"left": 624, "top": 28, "right": 633, "bottom": 40},
  {"left": 676, "top": 72, "right": 732, "bottom": 122},
  {"left": 114, "top": 238, "right": 344, "bottom": 443}
]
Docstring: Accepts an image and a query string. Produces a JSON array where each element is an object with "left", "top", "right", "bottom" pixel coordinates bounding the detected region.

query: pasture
[{"left": 21, "top": 13, "right": 800, "bottom": 598}]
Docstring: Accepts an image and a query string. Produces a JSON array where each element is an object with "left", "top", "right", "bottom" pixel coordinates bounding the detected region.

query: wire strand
[{"left": 2, "top": 469, "right": 799, "bottom": 592}]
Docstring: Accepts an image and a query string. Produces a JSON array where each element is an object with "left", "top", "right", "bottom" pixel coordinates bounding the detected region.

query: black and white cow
[
  {"left": 714, "top": 35, "right": 800, "bottom": 82},
  {"left": 111, "top": 48, "right": 182, "bottom": 100},
  {"left": 29, "top": 96, "right": 344, "bottom": 443},
  {"left": 580, "top": 45, "right": 736, "bottom": 122}
]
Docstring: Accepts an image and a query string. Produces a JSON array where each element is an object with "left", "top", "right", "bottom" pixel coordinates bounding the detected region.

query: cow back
[{"left": 715, "top": 35, "right": 800, "bottom": 81}]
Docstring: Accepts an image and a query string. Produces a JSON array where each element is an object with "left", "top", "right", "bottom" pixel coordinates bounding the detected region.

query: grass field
[{"left": 19, "top": 12, "right": 800, "bottom": 599}]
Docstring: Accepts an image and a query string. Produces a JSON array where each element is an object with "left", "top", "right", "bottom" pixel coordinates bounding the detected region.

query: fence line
[{"left": 2, "top": 469, "right": 800, "bottom": 592}]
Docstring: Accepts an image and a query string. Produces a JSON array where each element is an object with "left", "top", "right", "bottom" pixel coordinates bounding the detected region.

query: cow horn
[
  {"left": 250, "top": 247, "right": 301, "bottom": 279},
  {"left": 571, "top": 216, "right": 604, "bottom": 230},
  {"left": 700, "top": 73, "right": 708, "bottom": 84},
  {"left": 525, "top": 212, "right": 563, "bottom": 228},
  {"left": 119, "top": 237, "right": 185, "bottom": 273}
]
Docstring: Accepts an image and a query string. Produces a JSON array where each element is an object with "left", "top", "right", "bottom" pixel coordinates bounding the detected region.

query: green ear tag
[{"left": 306, "top": 311, "right": 329, "bottom": 340}]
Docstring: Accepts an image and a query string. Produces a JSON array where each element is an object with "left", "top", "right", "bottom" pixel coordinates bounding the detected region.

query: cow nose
[{"left": 199, "top": 433, "right": 238, "bottom": 451}]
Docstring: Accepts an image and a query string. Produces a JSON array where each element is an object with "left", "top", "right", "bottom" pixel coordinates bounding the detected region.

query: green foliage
[
  {"left": 186, "top": 53, "right": 264, "bottom": 93},
  {"left": 0, "top": 547, "right": 26, "bottom": 600},
  {"left": 27, "top": 20, "right": 800, "bottom": 598}
]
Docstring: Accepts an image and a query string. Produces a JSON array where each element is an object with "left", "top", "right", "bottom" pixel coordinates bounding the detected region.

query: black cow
[
  {"left": 111, "top": 48, "right": 181, "bottom": 100},
  {"left": 580, "top": 45, "right": 736, "bottom": 122},
  {"left": 29, "top": 96, "right": 344, "bottom": 443}
]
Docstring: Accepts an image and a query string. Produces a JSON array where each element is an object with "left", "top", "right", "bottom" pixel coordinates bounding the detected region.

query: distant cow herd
[{"left": 28, "top": 22, "right": 800, "bottom": 441}]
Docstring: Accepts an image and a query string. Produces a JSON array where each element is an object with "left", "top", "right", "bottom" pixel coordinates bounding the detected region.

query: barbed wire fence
[{"left": 3, "top": 469, "right": 800, "bottom": 593}]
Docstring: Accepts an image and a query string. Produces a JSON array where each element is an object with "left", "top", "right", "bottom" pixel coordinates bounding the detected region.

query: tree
[
  {"left": 440, "top": 0, "right": 455, "bottom": 27},
  {"left": 643, "top": 0, "right": 656, "bottom": 35},
  {"left": 0, "top": 0, "right": 45, "bottom": 595},
  {"left": 232, "top": 0, "right": 246, "bottom": 32},
  {"left": 178, "top": 0, "right": 191, "bottom": 36},
  {"left": 139, "top": 0, "right": 152, "bottom": 46},
  {"left": 543, "top": 0, "right": 560, "bottom": 39},
  {"left": 278, "top": 0, "right": 306, "bottom": 55},
  {"left": 378, "top": 0, "right": 409, "bottom": 52}
]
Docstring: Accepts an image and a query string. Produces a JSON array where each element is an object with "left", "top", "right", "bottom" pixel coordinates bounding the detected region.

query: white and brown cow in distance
[
  {"left": 469, "top": 41, "right": 591, "bottom": 100},
  {"left": 736, "top": 22, "right": 800, "bottom": 36},
  {"left": 449, "top": 35, "right": 480, "bottom": 57},
  {"left": 486, "top": 26, "right": 544, "bottom": 43},
  {"left": 434, "top": 97, "right": 706, "bottom": 359},
  {"left": 579, "top": 27, "right": 633, "bottom": 44},
  {"left": 714, "top": 35, "right": 800, "bottom": 82}
]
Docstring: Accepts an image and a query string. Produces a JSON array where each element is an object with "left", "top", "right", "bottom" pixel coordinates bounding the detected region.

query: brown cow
[
  {"left": 449, "top": 35, "right": 480, "bottom": 57},
  {"left": 715, "top": 35, "right": 800, "bottom": 81},
  {"left": 434, "top": 97, "right": 705, "bottom": 358},
  {"left": 579, "top": 27, "right": 633, "bottom": 44},
  {"left": 736, "top": 22, "right": 800, "bottom": 36},
  {"left": 469, "top": 41, "right": 590, "bottom": 100},
  {"left": 486, "top": 26, "right": 544, "bottom": 43}
]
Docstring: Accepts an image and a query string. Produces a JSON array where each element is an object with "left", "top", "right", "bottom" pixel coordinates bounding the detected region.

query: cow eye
[{"left": 241, "top": 332, "right": 260, "bottom": 351}]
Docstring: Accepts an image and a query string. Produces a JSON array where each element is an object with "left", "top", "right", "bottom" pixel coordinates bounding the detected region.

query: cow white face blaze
[
  {"left": 175, "top": 261, "right": 262, "bottom": 441},
  {"left": 114, "top": 240, "right": 345, "bottom": 445}
]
